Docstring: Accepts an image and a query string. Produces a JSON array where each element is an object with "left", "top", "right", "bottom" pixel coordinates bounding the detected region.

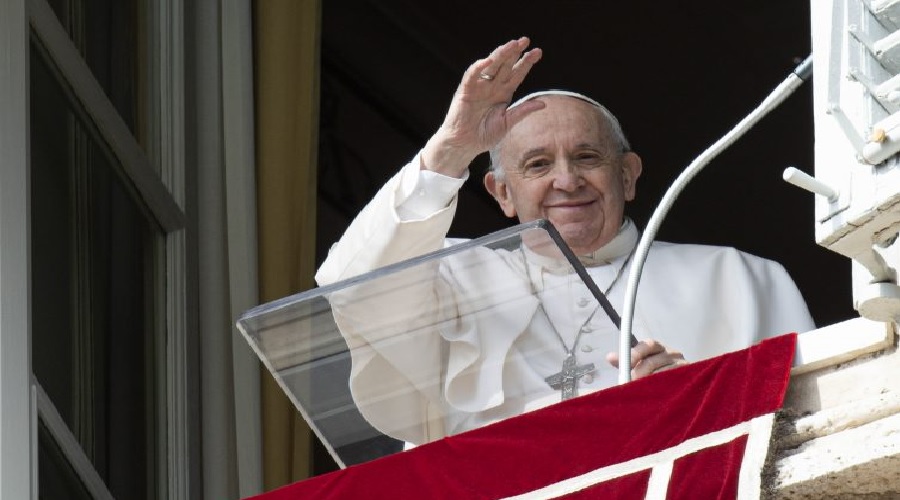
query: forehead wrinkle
[{"left": 575, "top": 141, "right": 607, "bottom": 151}]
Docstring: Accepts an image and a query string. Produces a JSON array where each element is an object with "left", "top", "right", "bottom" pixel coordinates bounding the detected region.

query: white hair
[{"left": 488, "top": 90, "right": 631, "bottom": 179}]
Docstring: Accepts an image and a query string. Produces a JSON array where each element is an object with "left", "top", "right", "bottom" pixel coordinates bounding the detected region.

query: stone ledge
[
  {"left": 768, "top": 320, "right": 900, "bottom": 498},
  {"left": 781, "top": 391, "right": 900, "bottom": 449},
  {"left": 771, "top": 412, "right": 900, "bottom": 498}
]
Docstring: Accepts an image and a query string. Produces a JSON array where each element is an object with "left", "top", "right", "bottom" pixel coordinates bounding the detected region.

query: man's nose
[{"left": 550, "top": 160, "right": 583, "bottom": 191}]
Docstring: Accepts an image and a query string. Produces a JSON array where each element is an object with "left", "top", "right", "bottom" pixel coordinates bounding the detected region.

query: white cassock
[{"left": 316, "top": 154, "right": 815, "bottom": 446}]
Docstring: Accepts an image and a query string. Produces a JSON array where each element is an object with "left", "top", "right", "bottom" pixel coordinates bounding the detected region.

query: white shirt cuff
[{"left": 396, "top": 153, "right": 468, "bottom": 221}]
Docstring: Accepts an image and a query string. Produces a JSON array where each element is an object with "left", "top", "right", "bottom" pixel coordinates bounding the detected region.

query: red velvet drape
[{"left": 250, "top": 333, "right": 796, "bottom": 499}]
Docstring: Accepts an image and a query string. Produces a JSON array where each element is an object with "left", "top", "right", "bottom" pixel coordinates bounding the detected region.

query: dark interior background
[{"left": 316, "top": 0, "right": 856, "bottom": 329}]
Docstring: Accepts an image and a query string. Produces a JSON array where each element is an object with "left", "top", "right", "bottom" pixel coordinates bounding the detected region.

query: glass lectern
[{"left": 236, "top": 220, "right": 623, "bottom": 469}]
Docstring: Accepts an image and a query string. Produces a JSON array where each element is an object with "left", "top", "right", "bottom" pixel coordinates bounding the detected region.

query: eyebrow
[
  {"left": 518, "top": 142, "right": 608, "bottom": 161},
  {"left": 518, "top": 147, "right": 548, "bottom": 162}
]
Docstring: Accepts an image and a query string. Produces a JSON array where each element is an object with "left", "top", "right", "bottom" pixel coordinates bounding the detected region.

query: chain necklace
[{"left": 520, "top": 245, "right": 636, "bottom": 400}]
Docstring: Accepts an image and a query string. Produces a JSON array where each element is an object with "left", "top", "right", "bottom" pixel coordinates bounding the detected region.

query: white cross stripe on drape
[
  {"left": 643, "top": 461, "right": 673, "bottom": 498},
  {"left": 500, "top": 413, "right": 777, "bottom": 499}
]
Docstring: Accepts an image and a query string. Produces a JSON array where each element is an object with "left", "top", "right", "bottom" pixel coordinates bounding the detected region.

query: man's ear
[
  {"left": 621, "top": 152, "right": 643, "bottom": 201},
  {"left": 484, "top": 171, "right": 518, "bottom": 218}
]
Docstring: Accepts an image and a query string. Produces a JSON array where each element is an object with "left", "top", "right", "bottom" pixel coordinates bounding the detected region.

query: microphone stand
[{"left": 617, "top": 55, "right": 814, "bottom": 384}]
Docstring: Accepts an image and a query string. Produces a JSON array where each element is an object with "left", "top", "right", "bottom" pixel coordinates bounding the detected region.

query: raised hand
[{"left": 421, "top": 37, "right": 543, "bottom": 177}]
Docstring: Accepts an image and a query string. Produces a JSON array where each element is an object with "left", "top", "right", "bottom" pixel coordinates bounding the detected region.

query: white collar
[
  {"left": 579, "top": 218, "right": 638, "bottom": 266},
  {"left": 521, "top": 218, "right": 638, "bottom": 274}
]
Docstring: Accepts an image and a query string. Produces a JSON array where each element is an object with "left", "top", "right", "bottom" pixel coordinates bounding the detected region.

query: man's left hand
[{"left": 605, "top": 339, "right": 687, "bottom": 380}]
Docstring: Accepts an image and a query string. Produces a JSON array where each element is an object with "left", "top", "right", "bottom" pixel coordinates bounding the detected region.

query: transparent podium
[{"left": 236, "top": 220, "right": 623, "bottom": 469}]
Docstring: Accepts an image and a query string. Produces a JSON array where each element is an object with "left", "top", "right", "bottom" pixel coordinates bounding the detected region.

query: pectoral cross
[{"left": 545, "top": 354, "right": 595, "bottom": 400}]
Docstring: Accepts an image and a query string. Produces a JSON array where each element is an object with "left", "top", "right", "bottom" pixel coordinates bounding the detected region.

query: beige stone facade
[{"left": 769, "top": 319, "right": 900, "bottom": 498}]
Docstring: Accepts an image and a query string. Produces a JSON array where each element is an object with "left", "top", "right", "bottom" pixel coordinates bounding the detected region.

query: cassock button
[
  {"left": 580, "top": 345, "right": 593, "bottom": 353},
  {"left": 576, "top": 297, "right": 590, "bottom": 307},
  {"left": 583, "top": 374, "right": 594, "bottom": 384},
  {"left": 580, "top": 325, "right": 593, "bottom": 333}
]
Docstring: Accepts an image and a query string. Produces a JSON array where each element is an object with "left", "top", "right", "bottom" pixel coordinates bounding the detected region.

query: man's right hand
[
  {"left": 420, "top": 37, "right": 544, "bottom": 178},
  {"left": 606, "top": 339, "right": 688, "bottom": 380}
]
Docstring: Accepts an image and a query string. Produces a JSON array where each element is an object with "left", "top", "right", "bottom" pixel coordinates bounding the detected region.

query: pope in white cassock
[{"left": 315, "top": 38, "right": 815, "bottom": 446}]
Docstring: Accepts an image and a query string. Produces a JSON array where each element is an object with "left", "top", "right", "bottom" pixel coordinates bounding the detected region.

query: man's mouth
[{"left": 546, "top": 199, "right": 595, "bottom": 209}]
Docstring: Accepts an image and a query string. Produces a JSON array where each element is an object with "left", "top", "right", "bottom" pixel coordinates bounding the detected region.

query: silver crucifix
[{"left": 545, "top": 354, "right": 595, "bottom": 400}]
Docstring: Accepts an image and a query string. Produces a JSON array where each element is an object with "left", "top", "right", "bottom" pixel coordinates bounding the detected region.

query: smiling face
[{"left": 484, "top": 96, "right": 642, "bottom": 255}]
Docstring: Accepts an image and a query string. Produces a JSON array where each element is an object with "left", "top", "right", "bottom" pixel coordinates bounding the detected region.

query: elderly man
[{"left": 316, "top": 38, "right": 814, "bottom": 445}]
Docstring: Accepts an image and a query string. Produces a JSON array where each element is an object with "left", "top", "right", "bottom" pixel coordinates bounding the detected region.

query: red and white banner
[{"left": 250, "top": 333, "right": 796, "bottom": 499}]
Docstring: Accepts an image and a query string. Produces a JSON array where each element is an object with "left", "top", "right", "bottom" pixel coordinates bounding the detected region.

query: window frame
[
  {"left": 0, "top": 0, "right": 34, "bottom": 498},
  {"left": 13, "top": 0, "right": 196, "bottom": 497}
]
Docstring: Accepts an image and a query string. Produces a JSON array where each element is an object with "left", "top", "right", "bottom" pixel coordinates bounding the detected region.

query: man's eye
[
  {"left": 576, "top": 153, "right": 602, "bottom": 163},
  {"left": 523, "top": 160, "right": 551, "bottom": 173}
]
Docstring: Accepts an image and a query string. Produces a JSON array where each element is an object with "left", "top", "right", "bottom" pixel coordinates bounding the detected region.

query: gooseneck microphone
[{"left": 617, "top": 55, "right": 814, "bottom": 384}]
